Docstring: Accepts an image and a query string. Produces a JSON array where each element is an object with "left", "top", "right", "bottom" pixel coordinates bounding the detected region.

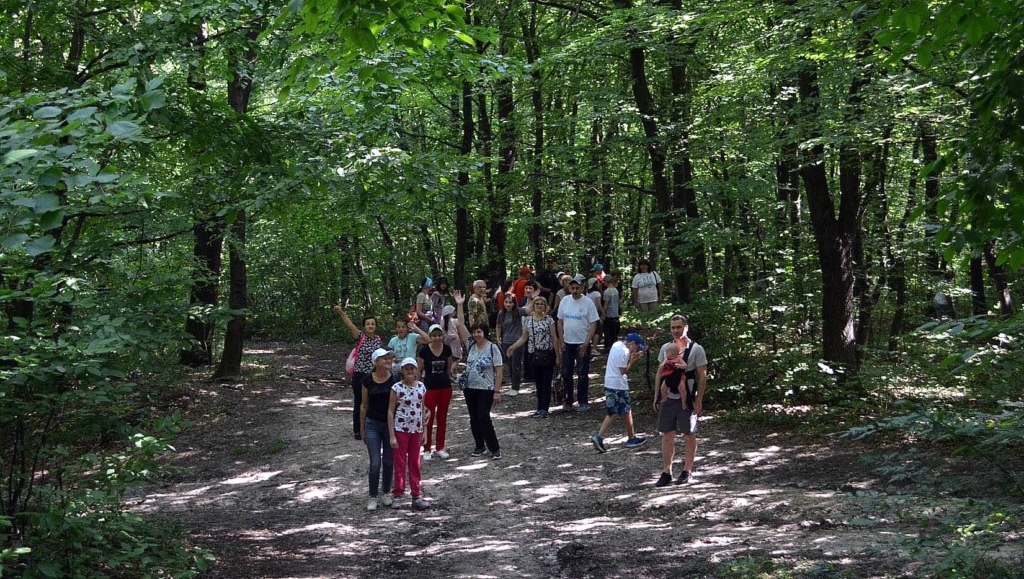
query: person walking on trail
[
  {"left": 454, "top": 291, "right": 505, "bottom": 460},
  {"left": 653, "top": 314, "right": 708, "bottom": 486},
  {"left": 413, "top": 277, "right": 435, "bottom": 330},
  {"left": 590, "top": 333, "right": 648, "bottom": 452},
  {"left": 388, "top": 357, "right": 431, "bottom": 510},
  {"left": 495, "top": 294, "right": 525, "bottom": 397},
  {"left": 601, "top": 275, "right": 622, "bottom": 351},
  {"left": 467, "top": 279, "right": 491, "bottom": 328},
  {"left": 557, "top": 274, "right": 600, "bottom": 412},
  {"left": 333, "top": 304, "right": 383, "bottom": 439},
  {"left": 360, "top": 348, "right": 397, "bottom": 511},
  {"left": 506, "top": 296, "right": 562, "bottom": 418},
  {"left": 631, "top": 258, "right": 663, "bottom": 312},
  {"left": 418, "top": 324, "right": 455, "bottom": 461}
]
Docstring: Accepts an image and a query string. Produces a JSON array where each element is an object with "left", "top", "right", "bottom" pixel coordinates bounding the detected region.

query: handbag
[
  {"left": 533, "top": 348, "right": 555, "bottom": 367},
  {"left": 345, "top": 333, "right": 366, "bottom": 376}
]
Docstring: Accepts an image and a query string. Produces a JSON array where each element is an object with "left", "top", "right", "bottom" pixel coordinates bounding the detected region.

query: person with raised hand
[{"left": 333, "top": 303, "right": 383, "bottom": 439}]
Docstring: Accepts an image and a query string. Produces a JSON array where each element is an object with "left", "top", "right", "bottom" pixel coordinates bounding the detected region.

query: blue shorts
[{"left": 604, "top": 388, "right": 631, "bottom": 416}]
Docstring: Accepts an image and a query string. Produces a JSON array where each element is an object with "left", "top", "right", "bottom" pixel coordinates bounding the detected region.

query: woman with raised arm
[
  {"left": 333, "top": 304, "right": 383, "bottom": 439},
  {"left": 507, "top": 296, "right": 561, "bottom": 418},
  {"left": 454, "top": 290, "right": 505, "bottom": 459}
]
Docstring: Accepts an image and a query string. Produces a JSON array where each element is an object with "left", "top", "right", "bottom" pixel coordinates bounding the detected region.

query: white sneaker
[
  {"left": 380, "top": 495, "right": 393, "bottom": 507},
  {"left": 506, "top": 389, "right": 518, "bottom": 397},
  {"left": 367, "top": 498, "right": 378, "bottom": 511},
  {"left": 436, "top": 449, "right": 450, "bottom": 459},
  {"left": 422, "top": 451, "right": 433, "bottom": 461}
]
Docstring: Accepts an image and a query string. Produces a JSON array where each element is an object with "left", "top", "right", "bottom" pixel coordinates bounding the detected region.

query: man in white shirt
[
  {"left": 590, "top": 333, "right": 648, "bottom": 452},
  {"left": 557, "top": 274, "right": 600, "bottom": 411}
]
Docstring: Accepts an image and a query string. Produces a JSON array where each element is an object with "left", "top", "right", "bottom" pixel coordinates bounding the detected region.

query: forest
[{"left": 1, "top": 0, "right": 1023, "bottom": 577}]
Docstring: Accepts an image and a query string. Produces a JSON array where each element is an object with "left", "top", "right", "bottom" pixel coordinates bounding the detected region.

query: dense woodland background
[{"left": 1, "top": 0, "right": 1022, "bottom": 576}]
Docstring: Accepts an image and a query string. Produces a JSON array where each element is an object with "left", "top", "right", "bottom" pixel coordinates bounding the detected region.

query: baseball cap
[
  {"left": 591, "top": 263, "right": 604, "bottom": 271},
  {"left": 519, "top": 266, "right": 532, "bottom": 275},
  {"left": 569, "top": 274, "right": 585, "bottom": 285},
  {"left": 371, "top": 348, "right": 394, "bottom": 363},
  {"left": 428, "top": 324, "right": 445, "bottom": 334},
  {"left": 624, "top": 333, "right": 646, "bottom": 351},
  {"left": 400, "top": 357, "right": 418, "bottom": 368}
]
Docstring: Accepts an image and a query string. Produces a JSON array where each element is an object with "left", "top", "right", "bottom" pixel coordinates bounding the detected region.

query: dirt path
[{"left": 136, "top": 342, "right": 1021, "bottom": 578}]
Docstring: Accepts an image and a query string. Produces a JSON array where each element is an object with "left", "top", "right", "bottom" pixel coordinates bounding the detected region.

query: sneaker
[
  {"left": 674, "top": 471, "right": 691, "bottom": 485},
  {"left": 531, "top": 410, "right": 542, "bottom": 417},
  {"left": 536, "top": 410, "right": 550, "bottom": 419},
  {"left": 655, "top": 472, "right": 673, "bottom": 487},
  {"left": 367, "top": 497, "right": 378, "bottom": 511},
  {"left": 625, "top": 436, "right": 648, "bottom": 448},
  {"left": 505, "top": 389, "right": 518, "bottom": 397},
  {"left": 381, "top": 495, "right": 393, "bottom": 507},
  {"left": 591, "top": 434, "right": 607, "bottom": 453},
  {"left": 575, "top": 403, "right": 590, "bottom": 412},
  {"left": 391, "top": 496, "right": 404, "bottom": 509},
  {"left": 471, "top": 448, "right": 486, "bottom": 457},
  {"left": 491, "top": 451, "right": 502, "bottom": 460},
  {"left": 412, "top": 497, "right": 430, "bottom": 511},
  {"left": 422, "top": 451, "right": 433, "bottom": 461},
  {"left": 436, "top": 449, "right": 450, "bottom": 459}
]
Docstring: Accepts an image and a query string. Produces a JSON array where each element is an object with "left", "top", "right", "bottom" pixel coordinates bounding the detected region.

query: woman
[
  {"left": 414, "top": 277, "right": 435, "bottom": 330},
  {"left": 359, "top": 348, "right": 397, "bottom": 511},
  {"left": 551, "top": 273, "right": 572, "bottom": 317},
  {"left": 431, "top": 277, "right": 450, "bottom": 323},
  {"left": 587, "top": 279, "right": 605, "bottom": 351},
  {"left": 333, "top": 304, "right": 383, "bottom": 439},
  {"left": 631, "top": 258, "right": 663, "bottom": 312},
  {"left": 454, "top": 291, "right": 504, "bottom": 459},
  {"left": 418, "top": 324, "right": 455, "bottom": 461},
  {"left": 440, "top": 305, "right": 463, "bottom": 360},
  {"left": 495, "top": 294, "right": 524, "bottom": 396},
  {"left": 507, "top": 297, "right": 561, "bottom": 418}
]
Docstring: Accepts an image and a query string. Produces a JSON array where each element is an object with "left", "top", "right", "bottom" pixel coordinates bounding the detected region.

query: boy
[{"left": 590, "top": 333, "right": 648, "bottom": 452}]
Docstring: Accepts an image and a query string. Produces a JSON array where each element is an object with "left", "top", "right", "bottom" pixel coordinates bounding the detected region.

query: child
[
  {"left": 389, "top": 321, "right": 427, "bottom": 374},
  {"left": 389, "top": 358, "right": 432, "bottom": 510},
  {"left": 590, "top": 333, "right": 648, "bottom": 452}
]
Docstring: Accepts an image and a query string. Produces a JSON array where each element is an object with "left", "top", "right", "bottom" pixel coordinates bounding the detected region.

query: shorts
[
  {"left": 657, "top": 397, "right": 697, "bottom": 435},
  {"left": 604, "top": 388, "right": 631, "bottom": 416}
]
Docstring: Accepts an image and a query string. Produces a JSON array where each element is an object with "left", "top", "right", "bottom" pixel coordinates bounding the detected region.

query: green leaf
[
  {"left": 33, "top": 106, "right": 62, "bottom": 119},
  {"left": 32, "top": 193, "right": 61, "bottom": 212},
  {"left": 67, "top": 107, "right": 97, "bottom": 122},
  {"left": 146, "top": 76, "right": 165, "bottom": 91},
  {"left": 2, "top": 233, "right": 28, "bottom": 250},
  {"left": 453, "top": 31, "right": 475, "bottom": 46},
  {"left": 106, "top": 121, "right": 141, "bottom": 137},
  {"left": 3, "top": 149, "right": 39, "bottom": 164},
  {"left": 38, "top": 210, "right": 64, "bottom": 230},
  {"left": 348, "top": 27, "right": 377, "bottom": 52},
  {"left": 25, "top": 235, "right": 56, "bottom": 257},
  {"left": 140, "top": 90, "right": 165, "bottom": 111},
  {"left": 38, "top": 166, "right": 63, "bottom": 187}
]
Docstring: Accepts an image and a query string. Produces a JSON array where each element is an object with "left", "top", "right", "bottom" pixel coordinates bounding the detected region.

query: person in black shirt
[{"left": 418, "top": 324, "right": 456, "bottom": 460}]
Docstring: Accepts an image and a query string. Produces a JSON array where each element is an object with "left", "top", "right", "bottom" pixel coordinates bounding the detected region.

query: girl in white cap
[{"left": 388, "top": 357, "right": 431, "bottom": 510}]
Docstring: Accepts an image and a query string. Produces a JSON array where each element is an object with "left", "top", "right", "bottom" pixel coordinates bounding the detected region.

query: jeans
[
  {"left": 423, "top": 387, "right": 453, "bottom": 452},
  {"left": 561, "top": 343, "right": 590, "bottom": 405},
  {"left": 363, "top": 418, "right": 393, "bottom": 497},
  {"left": 393, "top": 431, "right": 423, "bottom": 498},
  {"left": 533, "top": 362, "right": 554, "bottom": 412},
  {"left": 464, "top": 388, "right": 500, "bottom": 453},
  {"left": 351, "top": 372, "right": 367, "bottom": 435},
  {"left": 501, "top": 342, "right": 523, "bottom": 390}
]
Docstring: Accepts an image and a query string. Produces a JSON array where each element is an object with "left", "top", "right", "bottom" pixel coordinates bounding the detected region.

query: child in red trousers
[{"left": 389, "top": 358, "right": 431, "bottom": 510}]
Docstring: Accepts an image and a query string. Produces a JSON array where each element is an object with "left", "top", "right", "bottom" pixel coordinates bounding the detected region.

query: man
[
  {"left": 536, "top": 257, "right": 560, "bottom": 305},
  {"left": 467, "top": 280, "right": 491, "bottom": 328},
  {"left": 511, "top": 266, "right": 532, "bottom": 304},
  {"left": 653, "top": 314, "right": 708, "bottom": 486},
  {"left": 590, "top": 333, "right": 648, "bottom": 452},
  {"left": 557, "top": 274, "right": 600, "bottom": 411},
  {"left": 587, "top": 263, "right": 606, "bottom": 292}
]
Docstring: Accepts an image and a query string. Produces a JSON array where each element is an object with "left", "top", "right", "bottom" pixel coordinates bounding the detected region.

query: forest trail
[{"left": 134, "top": 342, "right": 1003, "bottom": 578}]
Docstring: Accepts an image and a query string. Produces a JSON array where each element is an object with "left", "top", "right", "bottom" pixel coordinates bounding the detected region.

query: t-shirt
[
  {"left": 352, "top": 333, "right": 383, "bottom": 374},
  {"left": 415, "top": 292, "right": 433, "bottom": 320},
  {"left": 388, "top": 334, "right": 420, "bottom": 362},
  {"left": 468, "top": 295, "right": 488, "bottom": 327},
  {"left": 523, "top": 315, "right": 555, "bottom": 353},
  {"left": 511, "top": 278, "right": 528, "bottom": 303},
  {"left": 632, "top": 271, "right": 662, "bottom": 304},
  {"left": 537, "top": 269, "right": 559, "bottom": 296},
  {"left": 464, "top": 340, "right": 502, "bottom": 390},
  {"left": 658, "top": 339, "right": 708, "bottom": 405},
  {"left": 430, "top": 291, "right": 446, "bottom": 321},
  {"left": 587, "top": 290, "right": 602, "bottom": 313},
  {"left": 603, "top": 287, "right": 620, "bottom": 317},
  {"left": 391, "top": 380, "right": 426, "bottom": 433},
  {"left": 603, "top": 341, "right": 631, "bottom": 390},
  {"left": 497, "top": 308, "right": 523, "bottom": 345},
  {"left": 362, "top": 373, "right": 398, "bottom": 423},
  {"left": 557, "top": 295, "right": 600, "bottom": 345},
  {"left": 418, "top": 343, "right": 453, "bottom": 390}
]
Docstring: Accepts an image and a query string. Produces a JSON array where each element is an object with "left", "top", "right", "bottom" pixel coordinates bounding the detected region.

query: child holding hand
[{"left": 389, "top": 358, "right": 432, "bottom": 510}]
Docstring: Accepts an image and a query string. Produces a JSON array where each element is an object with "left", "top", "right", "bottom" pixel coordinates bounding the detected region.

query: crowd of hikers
[{"left": 331, "top": 259, "right": 707, "bottom": 511}]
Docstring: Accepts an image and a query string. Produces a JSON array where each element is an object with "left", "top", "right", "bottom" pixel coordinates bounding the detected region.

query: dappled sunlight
[
  {"left": 278, "top": 395, "right": 343, "bottom": 407},
  {"left": 532, "top": 483, "right": 569, "bottom": 503},
  {"left": 223, "top": 470, "right": 283, "bottom": 485},
  {"left": 552, "top": 516, "right": 622, "bottom": 532}
]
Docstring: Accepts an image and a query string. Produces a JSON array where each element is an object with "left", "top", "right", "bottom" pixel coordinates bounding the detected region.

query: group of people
[{"left": 332, "top": 260, "right": 704, "bottom": 512}]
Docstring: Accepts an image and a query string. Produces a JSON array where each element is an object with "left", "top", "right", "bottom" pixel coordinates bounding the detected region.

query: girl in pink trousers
[{"left": 389, "top": 358, "right": 431, "bottom": 510}]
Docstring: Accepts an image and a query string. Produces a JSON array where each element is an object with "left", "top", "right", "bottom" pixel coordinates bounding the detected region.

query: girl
[
  {"left": 454, "top": 291, "right": 504, "bottom": 459},
  {"left": 495, "top": 294, "right": 524, "bottom": 396},
  {"left": 389, "top": 320, "right": 428, "bottom": 374},
  {"left": 360, "top": 348, "right": 397, "bottom": 511},
  {"left": 418, "top": 324, "right": 455, "bottom": 460},
  {"left": 507, "top": 297, "right": 561, "bottom": 418},
  {"left": 333, "top": 304, "right": 383, "bottom": 439},
  {"left": 389, "top": 358, "right": 431, "bottom": 510}
]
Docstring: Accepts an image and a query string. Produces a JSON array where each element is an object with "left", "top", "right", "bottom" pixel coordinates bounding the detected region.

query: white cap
[
  {"left": 371, "top": 348, "right": 393, "bottom": 363},
  {"left": 400, "top": 357, "right": 418, "bottom": 368}
]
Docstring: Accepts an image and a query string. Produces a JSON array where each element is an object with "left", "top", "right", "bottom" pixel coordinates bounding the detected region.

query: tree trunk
[
  {"left": 888, "top": 136, "right": 919, "bottom": 349},
  {"left": 490, "top": 54, "right": 514, "bottom": 281},
  {"left": 970, "top": 254, "right": 987, "bottom": 316},
  {"left": 214, "top": 210, "right": 247, "bottom": 380},
  {"left": 982, "top": 241, "right": 1016, "bottom": 317},
  {"left": 181, "top": 218, "right": 223, "bottom": 366},
  {"left": 454, "top": 80, "right": 474, "bottom": 292}
]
